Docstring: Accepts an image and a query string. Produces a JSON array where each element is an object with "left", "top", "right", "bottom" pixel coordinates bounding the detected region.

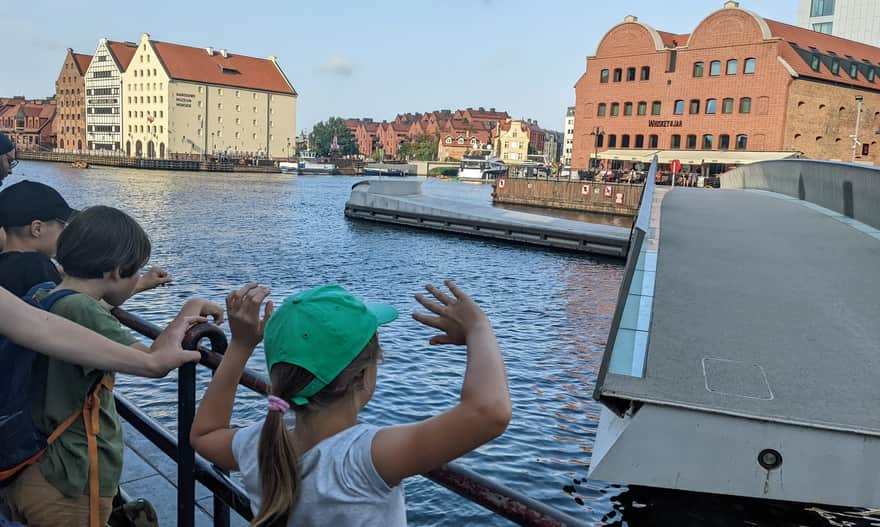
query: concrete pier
[{"left": 344, "top": 179, "right": 631, "bottom": 257}]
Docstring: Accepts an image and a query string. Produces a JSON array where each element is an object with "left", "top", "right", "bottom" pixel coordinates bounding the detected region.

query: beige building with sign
[
  {"left": 121, "top": 33, "right": 296, "bottom": 159},
  {"left": 495, "top": 119, "right": 530, "bottom": 164}
]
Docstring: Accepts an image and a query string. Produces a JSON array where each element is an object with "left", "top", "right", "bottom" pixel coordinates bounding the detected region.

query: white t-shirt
[{"left": 231, "top": 419, "right": 407, "bottom": 526}]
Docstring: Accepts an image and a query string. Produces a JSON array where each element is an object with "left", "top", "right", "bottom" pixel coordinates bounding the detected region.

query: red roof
[
  {"left": 73, "top": 53, "right": 93, "bottom": 75},
  {"left": 657, "top": 31, "right": 689, "bottom": 48},
  {"left": 151, "top": 41, "right": 296, "bottom": 95},
  {"left": 106, "top": 41, "right": 138, "bottom": 72},
  {"left": 766, "top": 19, "right": 880, "bottom": 90}
]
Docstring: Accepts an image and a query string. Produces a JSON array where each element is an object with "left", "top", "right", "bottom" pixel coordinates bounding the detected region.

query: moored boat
[{"left": 458, "top": 156, "right": 507, "bottom": 182}]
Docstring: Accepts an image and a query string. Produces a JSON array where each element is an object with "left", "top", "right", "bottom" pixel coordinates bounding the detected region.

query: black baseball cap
[{"left": 0, "top": 181, "right": 77, "bottom": 228}]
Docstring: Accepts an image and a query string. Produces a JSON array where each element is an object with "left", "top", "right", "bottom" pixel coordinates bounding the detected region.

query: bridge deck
[{"left": 601, "top": 188, "right": 880, "bottom": 436}]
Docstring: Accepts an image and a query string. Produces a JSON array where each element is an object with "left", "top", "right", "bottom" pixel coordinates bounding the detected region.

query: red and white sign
[
  {"left": 670, "top": 159, "right": 682, "bottom": 174},
  {"left": 497, "top": 178, "right": 506, "bottom": 189},
  {"left": 581, "top": 184, "right": 591, "bottom": 195},
  {"left": 604, "top": 185, "right": 613, "bottom": 198},
  {"left": 615, "top": 192, "right": 624, "bottom": 205}
]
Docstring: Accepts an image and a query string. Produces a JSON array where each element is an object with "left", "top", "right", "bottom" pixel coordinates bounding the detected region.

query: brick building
[
  {"left": 55, "top": 48, "right": 92, "bottom": 152},
  {"left": 572, "top": 1, "right": 880, "bottom": 173},
  {"left": 0, "top": 97, "right": 57, "bottom": 151}
]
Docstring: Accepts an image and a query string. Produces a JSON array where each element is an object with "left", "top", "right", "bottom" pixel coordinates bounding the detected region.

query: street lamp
[
  {"left": 287, "top": 137, "right": 291, "bottom": 159},
  {"left": 852, "top": 95, "right": 864, "bottom": 162},
  {"left": 590, "top": 126, "right": 604, "bottom": 175}
]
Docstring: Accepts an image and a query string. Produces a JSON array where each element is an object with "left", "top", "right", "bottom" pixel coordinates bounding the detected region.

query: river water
[{"left": 7, "top": 161, "right": 876, "bottom": 527}]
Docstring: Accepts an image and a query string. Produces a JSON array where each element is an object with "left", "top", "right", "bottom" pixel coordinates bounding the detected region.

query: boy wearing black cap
[
  {"left": 0, "top": 181, "right": 76, "bottom": 297},
  {"left": 0, "top": 131, "right": 15, "bottom": 185}
]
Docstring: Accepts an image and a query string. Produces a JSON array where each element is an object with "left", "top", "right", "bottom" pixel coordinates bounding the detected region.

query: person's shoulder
[{"left": 0, "top": 250, "right": 53, "bottom": 266}]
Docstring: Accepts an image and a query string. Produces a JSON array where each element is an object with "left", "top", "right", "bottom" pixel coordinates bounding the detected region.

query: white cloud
[{"left": 319, "top": 56, "right": 354, "bottom": 76}]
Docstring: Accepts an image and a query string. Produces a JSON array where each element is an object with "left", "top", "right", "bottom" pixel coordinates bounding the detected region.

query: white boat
[
  {"left": 279, "top": 161, "right": 298, "bottom": 174},
  {"left": 298, "top": 158, "right": 335, "bottom": 175},
  {"left": 458, "top": 156, "right": 507, "bottom": 181},
  {"left": 364, "top": 163, "right": 417, "bottom": 177}
]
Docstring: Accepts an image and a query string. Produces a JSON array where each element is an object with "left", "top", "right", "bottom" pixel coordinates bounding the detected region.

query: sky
[{"left": 2, "top": 0, "right": 797, "bottom": 133}]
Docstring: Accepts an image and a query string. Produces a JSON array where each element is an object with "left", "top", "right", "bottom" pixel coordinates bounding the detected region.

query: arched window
[
  {"left": 457, "top": 137, "right": 465, "bottom": 145},
  {"left": 726, "top": 59, "right": 738, "bottom": 75},
  {"left": 648, "top": 134, "right": 659, "bottom": 148},
  {"left": 651, "top": 101, "right": 662, "bottom": 115},
  {"left": 709, "top": 61, "right": 722, "bottom": 76},
  {"left": 736, "top": 134, "right": 748, "bottom": 150},
  {"left": 597, "top": 103, "right": 607, "bottom": 117},
  {"left": 613, "top": 68, "right": 622, "bottom": 82},
  {"left": 600, "top": 69, "right": 609, "bottom": 83},
  {"left": 445, "top": 136, "right": 452, "bottom": 144},
  {"left": 608, "top": 134, "right": 617, "bottom": 148},
  {"left": 674, "top": 100, "right": 685, "bottom": 115},
  {"left": 640, "top": 66, "right": 650, "bottom": 81},
  {"left": 610, "top": 103, "right": 620, "bottom": 116},
  {"left": 621, "top": 135, "right": 631, "bottom": 148},
  {"left": 722, "top": 98, "right": 735, "bottom": 114},
  {"left": 744, "top": 58, "right": 756, "bottom": 74},
  {"left": 686, "top": 134, "right": 697, "bottom": 149},
  {"left": 739, "top": 97, "right": 752, "bottom": 114},
  {"left": 626, "top": 67, "right": 636, "bottom": 81},
  {"left": 624, "top": 102, "right": 633, "bottom": 116},
  {"left": 596, "top": 134, "right": 605, "bottom": 148},
  {"left": 470, "top": 138, "right": 478, "bottom": 145},
  {"left": 633, "top": 135, "right": 643, "bottom": 148},
  {"left": 706, "top": 99, "right": 718, "bottom": 114},
  {"left": 719, "top": 134, "right": 731, "bottom": 150},
  {"left": 693, "top": 62, "right": 705, "bottom": 77},
  {"left": 702, "top": 134, "right": 714, "bottom": 150},
  {"left": 637, "top": 101, "right": 647, "bottom": 116}
]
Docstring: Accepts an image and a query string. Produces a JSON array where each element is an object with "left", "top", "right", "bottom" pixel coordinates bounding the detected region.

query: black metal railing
[{"left": 111, "top": 308, "right": 588, "bottom": 527}]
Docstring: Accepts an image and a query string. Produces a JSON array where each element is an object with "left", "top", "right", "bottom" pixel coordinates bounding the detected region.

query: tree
[
  {"left": 398, "top": 134, "right": 438, "bottom": 161},
  {"left": 309, "top": 117, "right": 358, "bottom": 157}
]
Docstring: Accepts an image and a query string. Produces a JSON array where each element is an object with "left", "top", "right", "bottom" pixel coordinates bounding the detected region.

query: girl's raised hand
[
  {"left": 226, "top": 283, "right": 274, "bottom": 349},
  {"left": 412, "top": 280, "right": 490, "bottom": 345}
]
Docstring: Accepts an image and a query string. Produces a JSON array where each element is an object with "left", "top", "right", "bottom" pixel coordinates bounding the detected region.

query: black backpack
[{"left": 0, "top": 282, "right": 77, "bottom": 483}]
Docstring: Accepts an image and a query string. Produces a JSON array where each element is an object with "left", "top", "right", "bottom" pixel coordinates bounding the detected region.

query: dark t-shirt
[{"left": 0, "top": 251, "right": 62, "bottom": 298}]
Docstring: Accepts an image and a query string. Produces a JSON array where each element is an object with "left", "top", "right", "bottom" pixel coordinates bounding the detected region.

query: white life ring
[{"left": 498, "top": 178, "right": 506, "bottom": 189}]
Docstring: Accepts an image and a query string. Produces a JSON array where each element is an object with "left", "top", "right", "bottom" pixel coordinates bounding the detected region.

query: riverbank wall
[
  {"left": 493, "top": 178, "right": 642, "bottom": 216},
  {"left": 17, "top": 151, "right": 281, "bottom": 173}
]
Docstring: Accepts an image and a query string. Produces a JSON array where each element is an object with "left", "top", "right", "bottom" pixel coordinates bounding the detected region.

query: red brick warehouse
[{"left": 572, "top": 1, "right": 880, "bottom": 173}]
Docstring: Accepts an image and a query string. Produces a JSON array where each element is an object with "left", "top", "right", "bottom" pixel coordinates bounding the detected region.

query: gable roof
[
  {"left": 73, "top": 53, "right": 93, "bottom": 75},
  {"left": 106, "top": 41, "right": 138, "bottom": 72},
  {"left": 766, "top": 19, "right": 880, "bottom": 90},
  {"left": 150, "top": 40, "right": 296, "bottom": 95},
  {"left": 657, "top": 31, "right": 689, "bottom": 48}
]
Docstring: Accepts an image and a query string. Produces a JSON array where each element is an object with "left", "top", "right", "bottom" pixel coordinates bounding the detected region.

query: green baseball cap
[{"left": 264, "top": 284, "right": 398, "bottom": 406}]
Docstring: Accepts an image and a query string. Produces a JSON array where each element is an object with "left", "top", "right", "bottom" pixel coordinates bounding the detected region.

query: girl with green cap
[{"left": 191, "top": 281, "right": 511, "bottom": 526}]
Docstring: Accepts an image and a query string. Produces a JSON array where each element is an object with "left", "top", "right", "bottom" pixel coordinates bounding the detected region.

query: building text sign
[
  {"left": 175, "top": 93, "right": 195, "bottom": 108},
  {"left": 648, "top": 120, "right": 683, "bottom": 128}
]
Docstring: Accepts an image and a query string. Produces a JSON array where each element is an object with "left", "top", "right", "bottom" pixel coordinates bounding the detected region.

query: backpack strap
[
  {"left": 83, "top": 374, "right": 114, "bottom": 527},
  {"left": 38, "top": 288, "right": 80, "bottom": 311},
  {"left": 21, "top": 281, "right": 60, "bottom": 303}
]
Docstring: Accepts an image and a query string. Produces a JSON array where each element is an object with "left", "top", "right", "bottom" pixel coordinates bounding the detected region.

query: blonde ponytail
[{"left": 252, "top": 399, "right": 299, "bottom": 527}]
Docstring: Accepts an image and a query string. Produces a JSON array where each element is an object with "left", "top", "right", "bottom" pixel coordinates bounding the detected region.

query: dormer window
[{"left": 445, "top": 136, "right": 452, "bottom": 144}]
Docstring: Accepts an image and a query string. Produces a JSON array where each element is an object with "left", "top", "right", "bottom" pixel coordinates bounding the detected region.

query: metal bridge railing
[{"left": 111, "top": 307, "right": 587, "bottom": 527}]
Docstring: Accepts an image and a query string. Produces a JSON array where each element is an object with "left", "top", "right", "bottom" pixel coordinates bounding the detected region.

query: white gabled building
[
  {"left": 84, "top": 39, "right": 137, "bottom": 153},
  {"left": 121, "top": 33, "right": 297, "bottom": 159},
  {"left": 562, "top": 106, "right": 575, "bottom": 166}
]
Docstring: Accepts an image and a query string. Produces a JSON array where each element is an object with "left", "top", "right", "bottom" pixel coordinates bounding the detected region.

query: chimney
[
  {"left": 206, "top": 47, "right": 214, "bottom": 56},
  {"left": 219, "top": 49, "right": 228, "bottom": 58},
  {"left": 723, "top": 1, "right": 740, "bottom": 8},
  {"left": 624, "top": 15, "right": 638, "bottom": 22},
  {"left": 490, "top": 107, "right": 495, "bottom": 112}
]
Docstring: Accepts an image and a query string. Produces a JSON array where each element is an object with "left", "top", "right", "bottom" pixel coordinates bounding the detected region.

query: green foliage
[
  {"left": 309, "top": 117, "right": 358, "bottom": 157},
  {"left": 398, "top": 134, "right": 438, "bottom": 161},
  {"left": 428, "top": 166, "right": 459, "bottom": 177},
  {"left": 370, "top": 149, "right": 384, "bottom": 161}
]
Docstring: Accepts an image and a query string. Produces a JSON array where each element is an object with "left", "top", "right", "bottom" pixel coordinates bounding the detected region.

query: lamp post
[
  {"left": 590, "top": 126, "right": 604, "bottom": 176},
  {"left": 286, "top": 137, "right": 291, "bottom": 159},
  {"left": 852, "top": 95, "right": 864, "bottom": 162},
  {"left": 210, "top": 132, "right": 215, "bottom": 159}
]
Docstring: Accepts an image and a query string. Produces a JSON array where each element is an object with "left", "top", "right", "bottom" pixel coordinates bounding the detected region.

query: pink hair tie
[{"left": 267, "top": 395, "right": 290, "bottom": 413}]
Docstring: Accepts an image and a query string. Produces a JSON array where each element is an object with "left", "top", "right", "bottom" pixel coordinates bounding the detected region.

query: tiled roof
[
  {"left": 657, "top": 31, "right": 689, "bottom": 48},
  {"left": 766, "top": 19, "right": 880, "bottom": 90},
  {"left": 106, "top": 41, "right": 138, "bottom": 72},
  {"left": 151, "top": 40, "right": 296, "bottom": 95},
  {"left": 73, "top": 53, "right": 93, "bottom": 75}
]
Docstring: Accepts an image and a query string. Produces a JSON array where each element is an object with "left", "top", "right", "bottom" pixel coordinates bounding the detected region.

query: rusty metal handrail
[{"left": 112, "top": 307, "right": 587, "bottom": 526}]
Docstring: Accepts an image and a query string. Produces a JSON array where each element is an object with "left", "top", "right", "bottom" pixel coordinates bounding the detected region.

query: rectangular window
[
  {"left": 613, "top": 69, "right": 622, "bottom": 82},
  {"left": 667, "top": 50, "right": 677, "bottom": 73},
  {"left": 726, "top": 59, "right": 738, "bottom": 75},
  {"left": 831, "top": 58, "right": 840, "bottom": 75},
  {"left": 810, "top": 54, "right": 821, "bottom": 72},
  {"left": 686, "top": 135, "right": 697, "bottom": 149},
  {"left": 651, "top": 101, "right": 662, "bottom": 115},
  {"left": 597, "top": 103, "right": 607, "bottom": 117},
  {"left": 626, "top": 67, "right": 636, "bottom": 81},
  {"left": 637, "top": 101, "right": 647, "bottom": 116},
  {"left": 649, "top": 135, "right": 658, "bottom": 148},
  {"left": 621, "top": 135, "right": 630, "bottom": 148},
  {"left": 635, "top": 135, "right": 645, "bottom": 148},
  {"left": 640, "top": 66, "right": 650, "bottom": 81},
  {"left": 610, "top": 103, "right": 620, "bottom": 116},
  {"left": 706, "top": 99, "right": 717, "bottom": 114},
  {"left": 693, "top": 62, "right": 704, "bottom": 77},
  {"left": 624, "top": 102, "right": 633, "bottom": 116},
  {"left": 608, "top": 135, "right": 617, "bottom": 148},
  {"left": 600, "top": 69, "right": 609, "bottom": 83},
  {"left": 736, "top": 134, "right": 748, "bottom": 150},
  {"left": 719, "top": 134, "right": 730, "bottom": 150},
  {"left": 811, "top": 0, "right": 834, "bottom": 17},
  {"left": 92, "top": 70, "right": 111, "bottom": 78},
  {"left": 709, "top": 61, "right": 721, "bottom": 76},
  {"left": 813, "top": 22, "right": 833, "bottom": 34},
  {"left": 702, "top": 134, "right": 714, "bottom": 150},
  {"left": 689, "top": 99, "right": 700, "bottom": 114},
  {"left": 674, "top": 100, "right": 685, "bottom": 115},
  {"left": 722, "top": 98, "right": 734, "bottom": 114},
  {"left": 739, "top": 97, "right": 752, "bottom": 114}
]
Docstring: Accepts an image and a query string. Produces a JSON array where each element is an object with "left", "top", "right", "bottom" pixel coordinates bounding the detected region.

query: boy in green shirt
[{"left": 5, "top": 205, "right": 223, "bottom": 527}]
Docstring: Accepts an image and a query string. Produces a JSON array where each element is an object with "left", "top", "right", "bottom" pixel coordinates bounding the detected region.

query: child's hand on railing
[
  {"left": 181, "top": 298, "right": 225, "bottom": 325},
  {"left": 226, "top": 284, "right": 273, "bottom": 350}
]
